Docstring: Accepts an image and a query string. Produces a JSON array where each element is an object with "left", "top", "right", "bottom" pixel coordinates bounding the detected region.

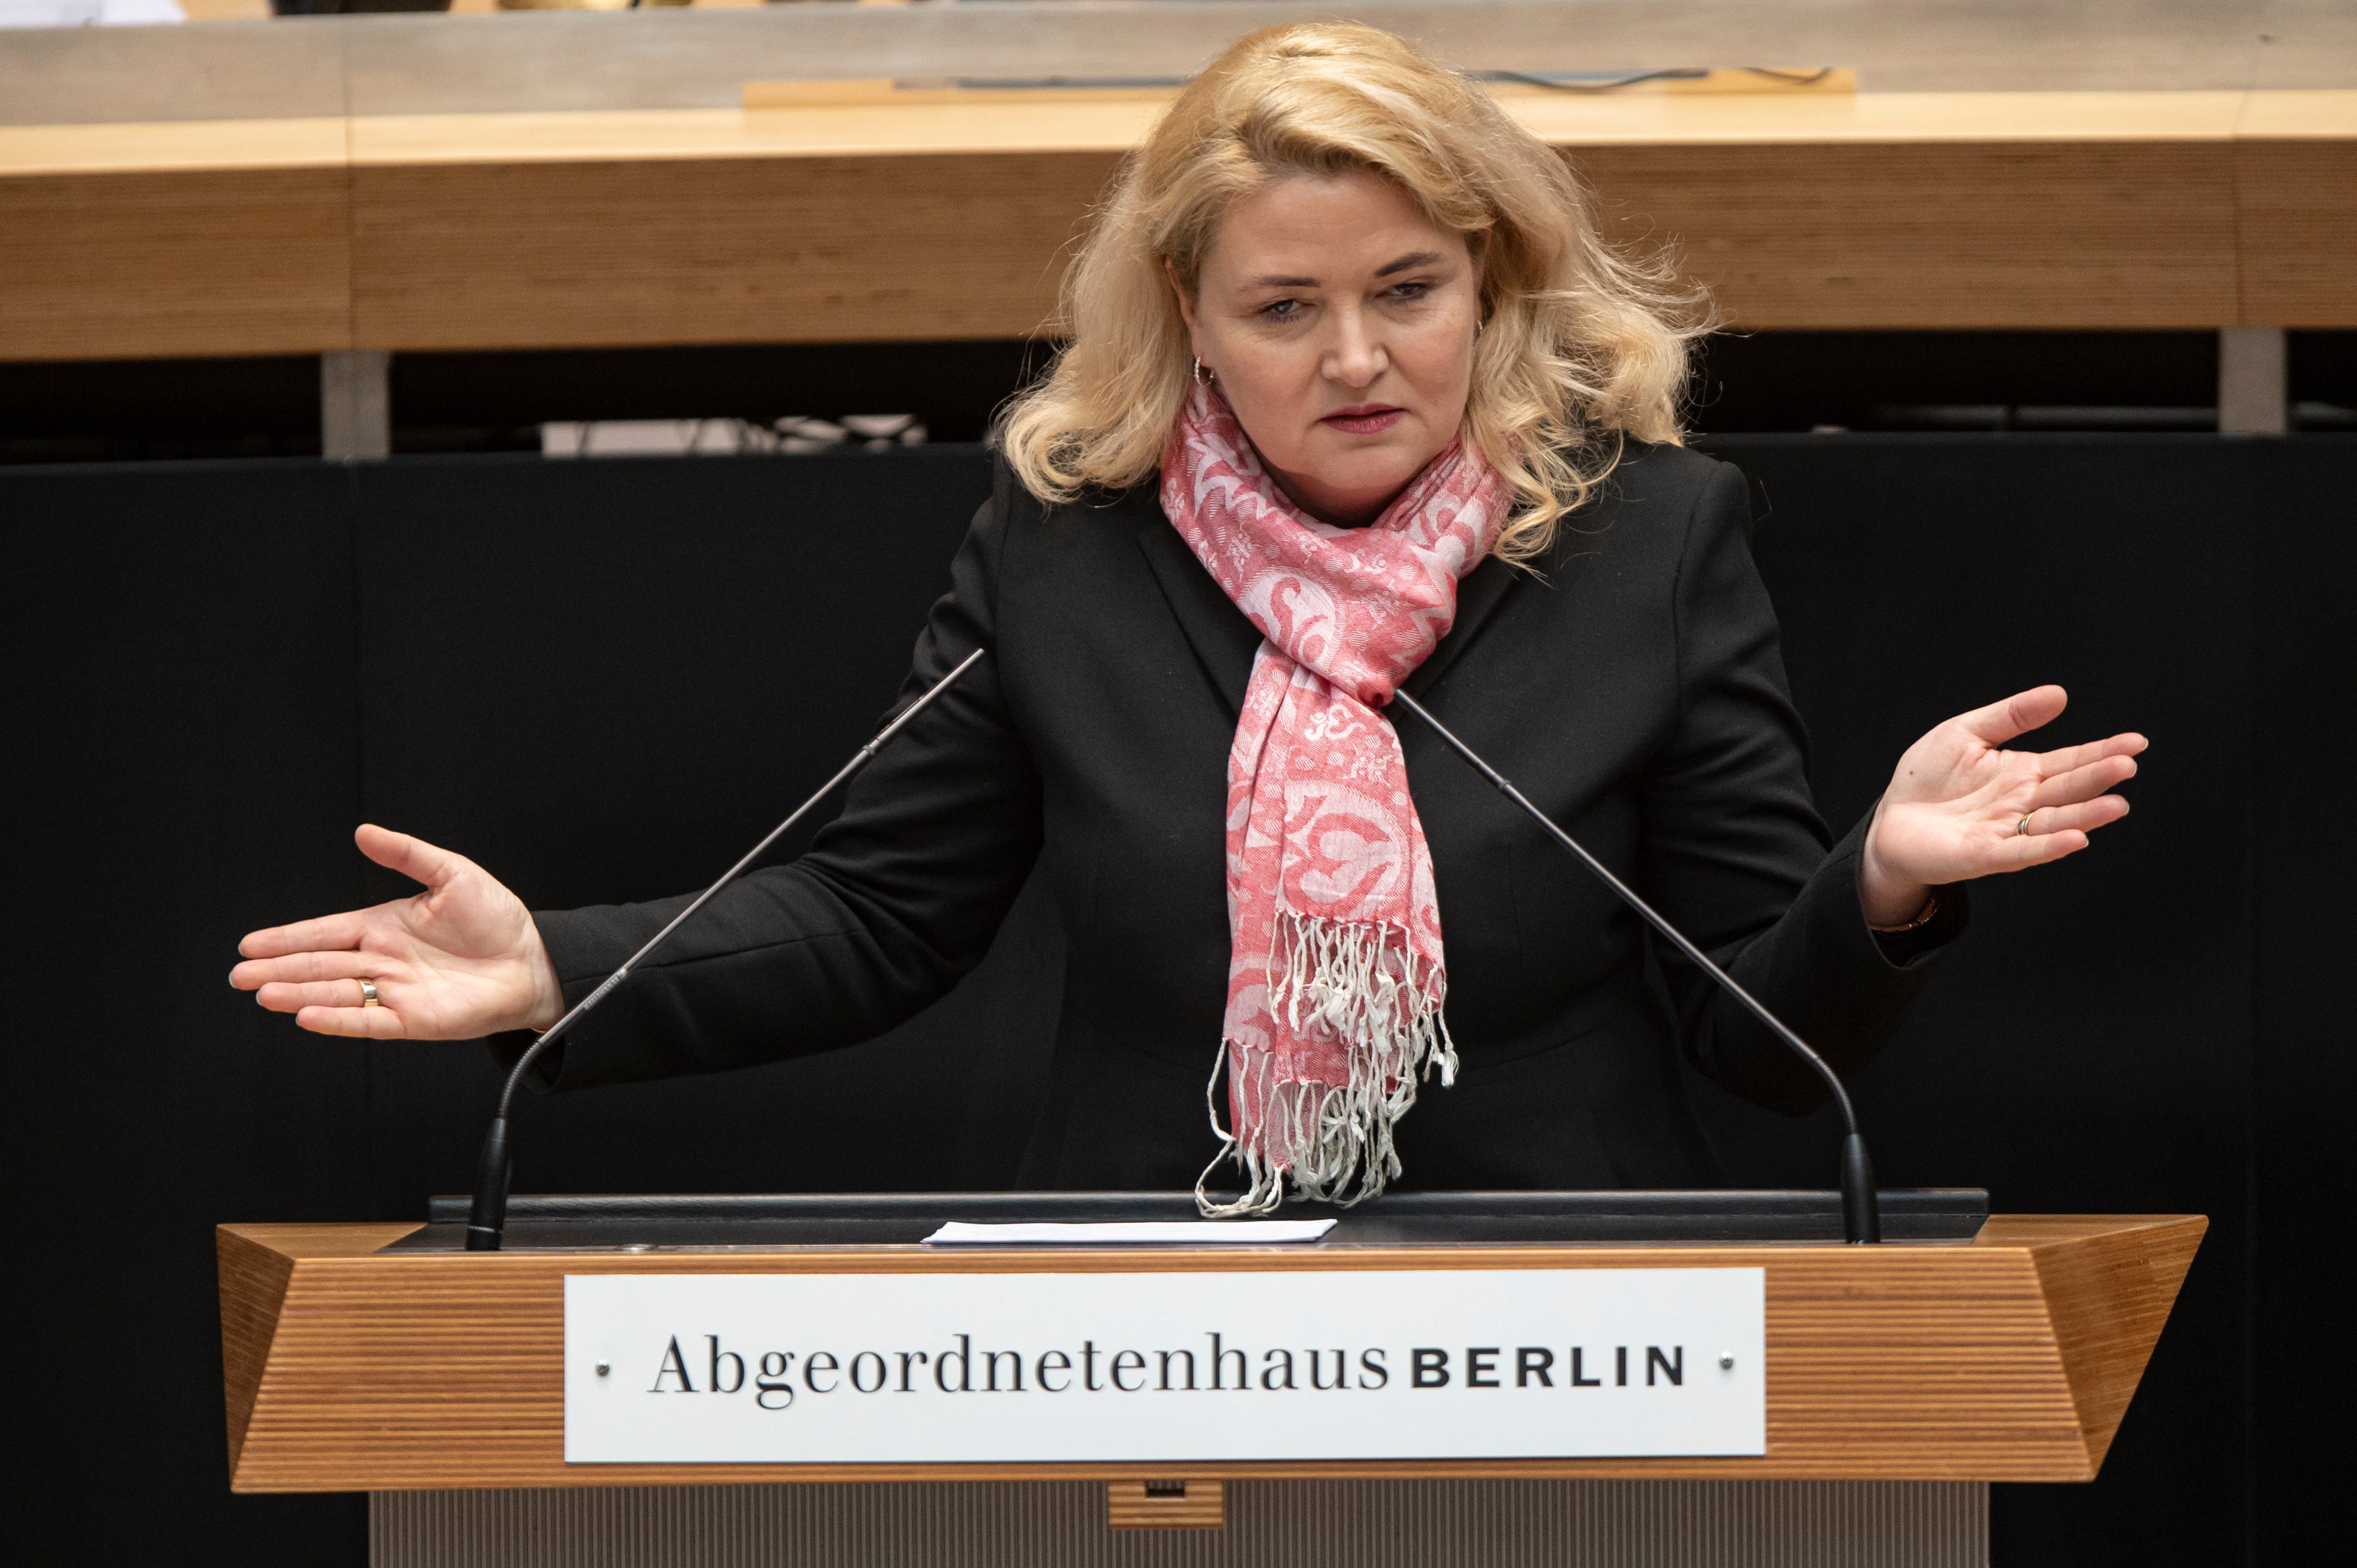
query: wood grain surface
[
  {"left": 0, "top": 164, "right": 352, "bottom": 362},
  {"left": 215, "top": 1213, "right": 2202, "bottom": 1493},
  {"left": 1105, "top": 1478, "right": 1227, "bottom": 1529},
  {"left": 217, "top": 1227, "right": 295, "bottom": 1476},
  {"left": 348, "top": 150, "right": 1124, "bottom": 352},
  {"left": 3, "top": 91, "right": 2354, "bottom": 360},
  {"left": 2025, "top": 1216, "right": 2204, "bottom": 1470},
  {"left": 2232, "top": 90, "right": 2357, "bottom": 327},
  {"left": 1577, "top": 139, "right": 2240, "bottom": 329}
]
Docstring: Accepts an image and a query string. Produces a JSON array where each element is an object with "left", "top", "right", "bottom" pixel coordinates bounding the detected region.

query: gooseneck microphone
[
  {"left": 465, "top": 646, "right": 989, "bottom": 1252},
  {"left": 1389, "top": 688, "right": 1881, "bottom": 1245}
]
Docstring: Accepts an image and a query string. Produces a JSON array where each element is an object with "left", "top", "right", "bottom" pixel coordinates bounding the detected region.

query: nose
[{"left": 1322, "top": 303, "right": 1387, "bottom": 390}]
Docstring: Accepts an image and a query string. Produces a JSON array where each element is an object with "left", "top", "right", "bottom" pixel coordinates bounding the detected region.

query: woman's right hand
[{"left": 230, "top": 824, "right": 565, "bottom": 1040}]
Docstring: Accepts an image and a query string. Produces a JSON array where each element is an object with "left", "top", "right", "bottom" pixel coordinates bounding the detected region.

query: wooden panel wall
[
  {"left": 350, "top": 150, "right": 1125, "bottom": 351},
  {"left": 0, "top": 165, "right": 351, "bottom": 361},
  {"left": 2237, "top": 141, "right": 2357, "bottom": 328},
  {"left": 1578, "top": 140, "right": 2242, "bottom": 329},
  {"left": 3, "top": 92, "right": 2353, "bottom": 362},
  {"left": 2236, "top": 90, "right": 2357, "bottom": 328}
]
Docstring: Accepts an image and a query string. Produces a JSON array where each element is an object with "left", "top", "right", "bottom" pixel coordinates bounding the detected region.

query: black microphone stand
[
  {"left": 1389, "top": 688, "right": 1881, "bottom": 1244},
  {"left": 464, "top": 646, "right": 989, "bottom": 1252}
]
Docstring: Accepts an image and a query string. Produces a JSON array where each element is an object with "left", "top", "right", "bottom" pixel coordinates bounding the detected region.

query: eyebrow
[
  {"left": 1246, "top": 250, "right": 1453, "bottom": 289},
  {"left": 1375, "top": 250, "right": 1449, "bottom": 277}
]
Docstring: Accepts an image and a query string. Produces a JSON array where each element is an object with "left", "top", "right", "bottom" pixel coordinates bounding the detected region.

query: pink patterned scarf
[{"left": 1161, "top": 384, "right": 1509, "bottom": 1213}]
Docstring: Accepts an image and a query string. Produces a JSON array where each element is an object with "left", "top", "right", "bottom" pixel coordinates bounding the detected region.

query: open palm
[
  {"left": 1862, "top": 685, "right": 2144, "bottom": 919},
  {"left": 229, "top": 824, "right": 562, "bottom": 1040}
]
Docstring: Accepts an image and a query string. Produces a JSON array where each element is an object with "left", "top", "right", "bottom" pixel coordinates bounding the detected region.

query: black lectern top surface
[{"left": 383, "top": 1189, "right": 1989, "bottom": 1252}]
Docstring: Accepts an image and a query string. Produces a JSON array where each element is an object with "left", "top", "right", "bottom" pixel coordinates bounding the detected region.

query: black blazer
[{"left": 517, "top": 442, "right": 1963, "bottom": 1190}]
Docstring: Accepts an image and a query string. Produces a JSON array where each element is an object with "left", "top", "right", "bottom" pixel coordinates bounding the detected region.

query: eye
[
  {"left": 1386, "top": 281, "right": 1433, "bottom": 302},
  {"left": 1260, "top": 299, "right": 1305, "bottom": 322}
]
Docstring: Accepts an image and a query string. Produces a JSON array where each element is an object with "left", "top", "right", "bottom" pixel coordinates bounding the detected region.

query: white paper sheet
[{"left": 921, "top": 1219, "right": 1337, "bottom": 1246}]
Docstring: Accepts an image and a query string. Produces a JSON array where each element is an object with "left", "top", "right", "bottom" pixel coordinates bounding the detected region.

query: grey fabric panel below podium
[{"left": 371, "top": 1479, "right": 1988, "bottom": 1567}]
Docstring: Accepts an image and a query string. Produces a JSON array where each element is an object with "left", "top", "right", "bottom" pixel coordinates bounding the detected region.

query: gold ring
[
  {"left": 359, "top": 978, "right": 380, "bottom": 1008},
  {"left": 2016, "top": 815, "right": 2034, "bottom": 838}
]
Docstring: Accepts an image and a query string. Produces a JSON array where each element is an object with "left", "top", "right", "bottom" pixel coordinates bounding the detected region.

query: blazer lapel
[
  {"left": 1135, "top": 518, "right": 1263, "bottom": 716},
  {"left": 1403, "top": 552, "right": 1524, "bottom": 700},
  {"left": 1137, "top": 510, "right": 1527, "bottom": 714}
]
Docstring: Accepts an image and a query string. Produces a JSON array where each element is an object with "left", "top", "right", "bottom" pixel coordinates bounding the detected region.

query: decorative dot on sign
[
  {"left": 1719, "top": 1354, "right": 1735, "bottom": 1370},
  {"left": 596, "top": 1363, "right": 611, "bottom": 1377}
]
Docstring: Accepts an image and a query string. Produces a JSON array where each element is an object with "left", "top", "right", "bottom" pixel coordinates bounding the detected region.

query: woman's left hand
[{"left": 1858, "top": 685, "right": 2146, "bottom": 927}]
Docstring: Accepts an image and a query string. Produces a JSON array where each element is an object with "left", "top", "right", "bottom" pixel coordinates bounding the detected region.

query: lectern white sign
[{"left": 564, "top": 1267, "right": 1764, "bottom": 1463}]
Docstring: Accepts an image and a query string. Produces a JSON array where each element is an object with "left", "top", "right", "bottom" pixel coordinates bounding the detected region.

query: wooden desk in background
[{"left": 2, "top": 89, "right": 2352, "bottom": 364}]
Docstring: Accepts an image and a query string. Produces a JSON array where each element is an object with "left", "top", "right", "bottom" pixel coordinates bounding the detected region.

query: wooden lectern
[{"left": 220, "top": 1195, "right": 2200, "bottom": 1568}]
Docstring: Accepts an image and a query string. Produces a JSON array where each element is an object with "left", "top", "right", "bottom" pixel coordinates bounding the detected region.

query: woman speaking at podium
[{"left": 232, "top": 24, "right": 2142, "bottom": 1210}]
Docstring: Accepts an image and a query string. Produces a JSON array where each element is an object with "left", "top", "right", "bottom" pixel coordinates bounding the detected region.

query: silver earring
[{"left": 1193, "top": 356, "right": 1215, "bottom": 387}]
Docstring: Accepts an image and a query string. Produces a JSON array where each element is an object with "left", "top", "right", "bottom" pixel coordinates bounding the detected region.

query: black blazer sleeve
[
  {"left": 1640, "top": 460, "right": 1965, "bottom": 1114},
  {"left": 500, "top": 463, "right": 1045, "bottom": 1091}
]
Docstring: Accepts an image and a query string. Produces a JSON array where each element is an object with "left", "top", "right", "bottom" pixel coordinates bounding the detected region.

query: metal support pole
[
  {"left": 2218, "top": 327, "right": 2288, "bottom": 435},
  {"left": 322, "top": 349, "right": 392, "bottom": 460}
]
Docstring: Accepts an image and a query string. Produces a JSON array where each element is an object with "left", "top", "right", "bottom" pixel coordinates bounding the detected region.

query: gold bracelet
[{"left": 1869, "top": 892, "right": 1939, "bottom": 935}]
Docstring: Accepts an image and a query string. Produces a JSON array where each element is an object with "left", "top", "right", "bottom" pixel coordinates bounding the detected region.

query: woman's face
[{"left": 1177, "top": 168, "right": 1481, "bottom": 527}]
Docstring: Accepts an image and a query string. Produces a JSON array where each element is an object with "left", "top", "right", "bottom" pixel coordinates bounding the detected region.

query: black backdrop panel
[
  {"left": 1714, "top": 437, "right": 2259, "bottom": 1567},
  {"left": 345, "top": 450, "right": 1054, "bottom": 1214},
  {"left": 2250, "top": 443, "right": 2357, "bottom": 1560},
  {"left": 6, "top": 436, "right": 2351, "bottom": 1567},
  {"left": 1, "top": 462, "right": 370, "bottom": 1560}
]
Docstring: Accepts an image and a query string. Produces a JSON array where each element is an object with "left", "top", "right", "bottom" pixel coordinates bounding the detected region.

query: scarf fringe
[{"left": 1195, "top": 912, "right": 1455, "bottom": 1217}]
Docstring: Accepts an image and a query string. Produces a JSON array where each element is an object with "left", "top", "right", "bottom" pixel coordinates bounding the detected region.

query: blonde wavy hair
[{"left": 998, "top": 21, "right": 1708, "bottom": 562}]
